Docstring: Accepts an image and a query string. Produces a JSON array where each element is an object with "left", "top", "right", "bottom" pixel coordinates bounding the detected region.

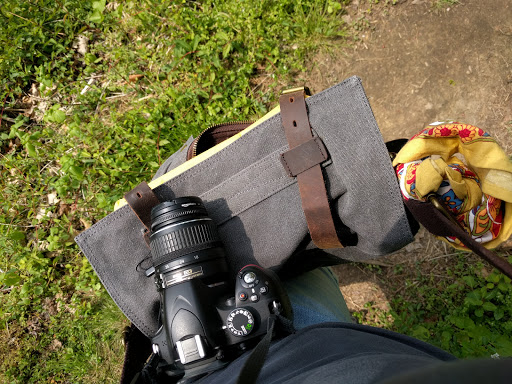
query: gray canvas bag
[{"left": 75, "top": 76, "right": 415, "bottom": 337}]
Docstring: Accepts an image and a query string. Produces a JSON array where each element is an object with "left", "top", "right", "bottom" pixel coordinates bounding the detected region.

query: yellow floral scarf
[{"left": 393, "top": 122, "right": 512, "bottom": 250}]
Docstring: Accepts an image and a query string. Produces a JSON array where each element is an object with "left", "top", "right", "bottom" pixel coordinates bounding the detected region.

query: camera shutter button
[{"left": 243, "top": 272, "right": 257, "bottom": 284}]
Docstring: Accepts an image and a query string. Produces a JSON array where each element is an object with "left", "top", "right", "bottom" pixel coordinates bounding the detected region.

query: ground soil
[
  {"left": 306, "top": 0, "right": 512, "bottom": 317},
  {"left": 311, "top": 0, "right": 512, "bottom": 151}
]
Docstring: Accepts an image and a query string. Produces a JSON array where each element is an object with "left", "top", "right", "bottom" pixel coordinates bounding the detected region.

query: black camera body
[{"left": 148, "top": 197, "right": 292, "bottom": 379}]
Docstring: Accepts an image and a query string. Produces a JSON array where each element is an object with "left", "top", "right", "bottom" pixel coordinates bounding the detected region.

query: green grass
[{"left": 0, "top": 0, "right": 348, "bottom": 382}]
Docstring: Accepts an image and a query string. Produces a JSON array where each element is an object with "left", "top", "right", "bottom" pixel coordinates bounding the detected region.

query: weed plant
[
  {"left": 354, "top": 253, "right": 512, "bottom": 359},
  {"left": 390, "top": 255, "right": 512, "bottom": 358},
  {"left": 0, "top": 0, "right": 347, "bottom": 382}
]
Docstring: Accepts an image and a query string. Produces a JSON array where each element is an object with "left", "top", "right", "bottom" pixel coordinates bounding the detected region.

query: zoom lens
[{"left": 149, "top": 197, "right": 228, "bottom": 288}]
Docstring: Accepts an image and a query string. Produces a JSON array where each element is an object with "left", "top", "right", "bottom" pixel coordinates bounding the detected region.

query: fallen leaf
[
  {"left": 58, "top": 202, "right": 70, "bottom": 217},
  {"left": 50, "top": 339, "right": 63, "bottom": 350},
  {"left": 128, "top": 74, "right": 144, "bottom": 82},
  {"left": 80, "top": 217, "right": 92, "bottom": 229},
  {"left": 48, "top": 193, "right": 59, "bottom": 205}
]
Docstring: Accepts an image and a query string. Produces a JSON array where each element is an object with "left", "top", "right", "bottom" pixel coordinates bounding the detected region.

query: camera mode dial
[{"left": 226, "top": 308, "right": 255, "bottom": 337}]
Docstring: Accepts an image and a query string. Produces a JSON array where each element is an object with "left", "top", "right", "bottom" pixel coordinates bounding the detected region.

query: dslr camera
[{"left": 148, "top": 197, "right": 292, "bottom": 380}]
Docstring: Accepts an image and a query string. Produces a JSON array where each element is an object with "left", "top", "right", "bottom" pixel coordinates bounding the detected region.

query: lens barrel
[{"left": 149, "top": 197, "right": 227, "bottom": 287}]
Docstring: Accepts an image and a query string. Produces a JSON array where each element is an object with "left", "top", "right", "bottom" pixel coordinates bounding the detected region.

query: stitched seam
[
  {"left": 224, "top": 175, "right": 290, "bottom": 202},
  {"left": 195, "top": 144, "right": 290, "bottom": 199},
  {"left": 314, "top": 137, "right": 328, "bottom": 161},
  {"left": 76, "top": 207, "right": 153, "bottom": 335},
  {"left": 217, "top": 177, "right": 297, "bottom": 224},
  {"left": 280, "top": 154, "right": 293, "bottom": 177}
]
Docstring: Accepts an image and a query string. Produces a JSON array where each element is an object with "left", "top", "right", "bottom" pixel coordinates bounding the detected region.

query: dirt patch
[
  {"left": 309, "top": 0, "right": 512, "bottom": 316},
  {"left": 309, "top": 0, "right": 512, "bottom": 152},
  {"left": 332, "top": 228, "right": 448, "bottom": 318}
]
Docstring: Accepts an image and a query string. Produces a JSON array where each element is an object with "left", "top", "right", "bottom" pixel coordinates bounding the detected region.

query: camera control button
[
  {"left": 243, "top": 272, "right": 257, "bottom": 284},
  {"left": 250, "top": 294, "right": 259, "bottom": 302},
  {"left": 226, "top": 308, "right": 255, "bottom": 337},
  {"left": 259, "top": 286, "right": 268, "bottom": 295},
  {"left": 238, "top": 292, "right": 248, "bottom": 301}
]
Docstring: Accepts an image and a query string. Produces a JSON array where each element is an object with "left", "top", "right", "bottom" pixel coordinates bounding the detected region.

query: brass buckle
[{"left": 282, "top": 86, "right": 311, "bottom": 96}]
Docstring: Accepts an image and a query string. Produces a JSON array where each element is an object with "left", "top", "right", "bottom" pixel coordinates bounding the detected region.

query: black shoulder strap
[{"left": 235, "top": 313, "right": 295, "bottom": 384}]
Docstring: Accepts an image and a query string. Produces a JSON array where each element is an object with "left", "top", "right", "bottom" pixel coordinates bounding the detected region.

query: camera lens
[{"left": 149, "top": 197, "right": 228, "bottom": 288}]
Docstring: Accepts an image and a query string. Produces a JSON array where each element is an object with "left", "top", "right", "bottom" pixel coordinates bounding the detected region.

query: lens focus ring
[{"left": 150, "top": 220, "right": 220, "bottom": 265}]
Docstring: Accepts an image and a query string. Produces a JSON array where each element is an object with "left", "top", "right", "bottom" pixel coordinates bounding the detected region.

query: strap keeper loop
[{"left": 280, "top": 136, "right": 329, "bottom": 177}]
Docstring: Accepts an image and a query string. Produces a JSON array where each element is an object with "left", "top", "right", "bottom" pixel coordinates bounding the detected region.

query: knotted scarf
[{"left": 393, "top": 122, "right": 512, "bottom": 250}]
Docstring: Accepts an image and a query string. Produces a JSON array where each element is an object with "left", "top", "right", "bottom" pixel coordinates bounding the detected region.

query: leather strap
[
  {"left": 279, "top": 89, "right": 343, "bottom": 249},
  {"left": 404, "top": 196, "right": 512, "bottom": 279},
  {"left": 280, "top": 136, "right": 329, "bottom": 177},
  {"left": 124, "top": 182, "right": 161, "bottom": 246}
]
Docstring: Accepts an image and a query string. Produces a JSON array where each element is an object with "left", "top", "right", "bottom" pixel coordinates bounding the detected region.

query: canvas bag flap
[{"left": 75, "top": 76, "right": 415, "bottom": 337}]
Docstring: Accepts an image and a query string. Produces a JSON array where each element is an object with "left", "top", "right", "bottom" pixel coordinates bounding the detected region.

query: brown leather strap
[
  {"left": 404, "top": 197, "right": 512, "bottom": 279},
  {"left": 279, "top": 89, "right": 343, "bottom": 249},
  {"left": 280, "top": 136, "right": 329, "bottom": 177},
  {"left": 124, "top": 182, "right": 161, "bottom": 245}
]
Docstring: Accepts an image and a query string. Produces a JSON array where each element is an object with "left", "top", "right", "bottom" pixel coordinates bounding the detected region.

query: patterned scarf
[{"left": 393, "top": 122, "right": 512, "bottom": 250}]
